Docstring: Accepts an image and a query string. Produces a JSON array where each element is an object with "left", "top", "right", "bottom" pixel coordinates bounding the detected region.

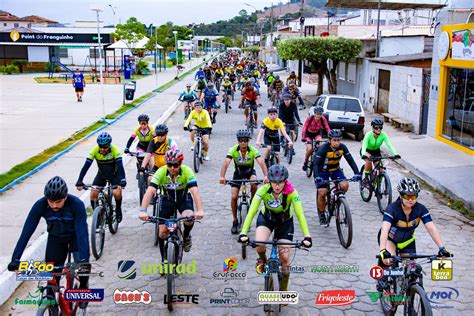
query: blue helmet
[{"left": 97, "top": 131, "right": 112, "bottom": 146}]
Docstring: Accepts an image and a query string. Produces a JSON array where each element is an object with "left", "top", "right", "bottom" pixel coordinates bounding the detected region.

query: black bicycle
[
  {"left": 359, "top": 156, "right": 398, "bottom": 214},
  {"left": 223, "top": 89, "right": 232, "bottom": 113},
  {"left": 85, "top": 183, "right": 119, "bottom": 260},
  {"left": 128, "top": 151, "right": 150, "bottom": 204},
  {"left": 261, "top": 143, "right": 283, "bottom": 169},
  {"left": 305, "top": 139, "right": 322, "bottom": 178},
  {"left": 375, "top": 253, "right": 453, "bottom": 316},
  {"left": 179, "top": 99, "right": 194, "bottom": 119},
  {"left": 146, "top": 215, "right": 199, "bottom": 312},
  {"left": 245, "top": 101, "right": 257, "bottom": 135},
  {"left": 192, "top": 127, "right": 206, "bottom": 173}
]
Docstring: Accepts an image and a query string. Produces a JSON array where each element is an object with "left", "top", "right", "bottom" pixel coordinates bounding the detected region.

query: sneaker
[
  {"left": 255, "top": 258, "right": 266, "bottom": 275},
  {"left": 183, "top": 236, "right": 192, "bottom": 252},
  {"left": 204, "top": 155, "right": 210, "bottom": 161},
  {"left": 231, "top": 221, "right": 239, "bottom": 235},
  {"left": 116, "top": 209, "right": 122, "bottom": 223},
  {"left": 229, "top": 105, "right": 232, "bottom": 109},
  {"left": 318, "top": 212, "right": 327, "bottom": 226}
]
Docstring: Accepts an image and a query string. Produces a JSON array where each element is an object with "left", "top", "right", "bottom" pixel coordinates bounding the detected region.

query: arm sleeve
[
  {"left": 11, "top": 201, "right": 43, "bottom": 261},
  {"left": 291, "top": 191, "right": 311, "bottom": 237},
  {"left": 361, "top": 132, "right": 370, "bottom": 155},
  {"left": 240, "top": 191, "right": 263, "bottom": 235},
  {"left": 178, "top": 91, "right": 185, "bottom": 100},
  {"left": 146, "top": 140, "right": 155, "bottom": 153},
  {"left": 420, "top": 205, "right": 433, "bottom": 224},
  {"left": 322, "top": 116, "right": 330, "bottom": 134},
  {"left": 302, "top": 116, "right": 310, "bottom": 139},
  {"left": 125, "top": 135, "right": 135, "bottom": 149},
  {"left": 74, "top": 201, "right": 90, "bottom": 262},
  {"left": 77, "top": 159, "right": 93, "bottom": 182},
  {"left": 278, "top": 104, "right": 284, "bottom": 120},
  {"left": 293, "top": 104, "right": 301, "bottom": 123},
  {"left": 115, "top": 158, "right": 126, "bottom": 180},
  {"left": 382, "top": 133, "right": 398, "bottom": 156},
  {"left": 342, "top": 145, "right": 360, "bottom": 175}
]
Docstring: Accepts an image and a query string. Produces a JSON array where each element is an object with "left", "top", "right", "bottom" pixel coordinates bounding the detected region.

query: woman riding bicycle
[
  {"left": 301, "top": 106, "right": 330, "bottom": 171},
  {"left": 239, "top": 164, "right": 312, "bottom": 291},
  {"left": 179, "top": 83, "right": 198, "bottom": 118}
]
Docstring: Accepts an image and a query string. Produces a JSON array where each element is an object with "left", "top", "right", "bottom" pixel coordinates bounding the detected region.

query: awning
[
  {"left": 325, "top": 0, "right": 447, "bottom": 10},
  {"left": 108, "top": 37, "right": 151, "bottom": 49}
]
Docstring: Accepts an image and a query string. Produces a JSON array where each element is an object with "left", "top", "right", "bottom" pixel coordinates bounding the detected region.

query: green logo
[
  {"left": 431, "top": 259, "right": 453, "bottom": 281},
  {"left": 142, "top": 259, "right": 196, "bottom": 275},
  {"left": 366, "top": 291, "right": 408, "bottom": 304}
]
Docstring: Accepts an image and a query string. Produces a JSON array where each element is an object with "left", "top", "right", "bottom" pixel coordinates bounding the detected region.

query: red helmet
[{"left": 165, "top": 149, "right": 184, "bottom": 164}]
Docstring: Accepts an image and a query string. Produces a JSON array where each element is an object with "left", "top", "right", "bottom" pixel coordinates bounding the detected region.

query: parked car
[
  {"left": 311, "top": 94, "right": 365, "bottom": 141},
  {"left": 453, "top": 97, "right": 474, "bottom": 135}
]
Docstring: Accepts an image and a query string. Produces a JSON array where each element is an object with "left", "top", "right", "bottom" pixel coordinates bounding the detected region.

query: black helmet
[
  {"left": 313, "top": 106, "right": 324, "bottom": 114},
  {"left": 371, "top": 117, "right": 384, "bottom": 127},
  {"left": 194, "top": 101, "right": 203, "bottom": 107},
  {"left": 283, "top": 93, "right": 291, "bottom": 100},
  {"left": 138, "top": 114, "right": 149, "bottom": 122},
  {"left": 397, "top": 177, "right": 420, "bottom": 195},
  {"left": 275, "top": 75, "right": 280, "bottom": 80},
  {"left": 97, "top": 132, "right": 112, "bottom": 146},
  {"left": 267, "top": 107, "right": 278, "bottom": 114},
  {"left": 236, "top": 129, "right": 251, "bottom": 139},
  {"left": 268, "top": 164, "right": 289, "bottom": 182},
  {"left": 328, "top": 129, "right": 343, "bottom": 139},
  {"left": 44, "top": 176, "right": 68, "bottom": 201},
  {"left": 155, "top": 124, "right": 168, "bottom": 134}
]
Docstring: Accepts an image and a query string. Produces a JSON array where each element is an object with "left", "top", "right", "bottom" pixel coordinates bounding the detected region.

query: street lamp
[
  {"left": 173, "top": 30, "right": 178, "bottom": 79},
  {"left": 90, "top": 4, "right": 106, "bottom": 121}
]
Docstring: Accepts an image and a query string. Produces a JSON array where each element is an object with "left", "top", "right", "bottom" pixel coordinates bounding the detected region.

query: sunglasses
[
  {"left": 156, "top": 134, "right": 166, "bottom": 137},
  {"left": 373, "top": 126, "right": 383, "bottom": 131},
  {"left": 238, "top": 138, "right": 249, "bottom": 143},
  {"left": 270, "top": 180, "right": 285, "bottom": 185},
  {"left": 167, "top": 163, "right": 181, "bottom": 168},
  {"left": 401, "top": 194, "right": 418, "bottom": 201},
  {"left": 98, "top": 145, "right": 110, "bottom": 149}
]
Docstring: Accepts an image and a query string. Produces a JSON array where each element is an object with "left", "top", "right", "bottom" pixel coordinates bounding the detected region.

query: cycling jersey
[
  {"left": 278, "top": 101, "right": 301, "bottom": 125},
  {"left": 72, "top": 73, "right": 85, "bottom": 89},
  {"left": 267, "top": 75, "right": 275, "bottom": 85},
  {"left": 361, "top": 131, "right": 398, "bottom": 156},
  {"left": 126, "top": 126, "right": 155, "bottom": 150},
  {"left": 222, "top": 81, "right": 232, "bottom": 90},
  {"left": 261, "top": 117, "right": 285, "bottom": 136},
  {"left": 313, "top": 142, "right": 359, "bottom": 175},
  {"left": 179, "top": 89, "right": 198, "bottom": 101},
  {"left": 282, "top": 86, "right": 301, "bottom": 98},
  {"left": 240, "top": 182, "right": 310, "bottom": 237},
  {"left": 196, "top": 79, "right": 207, "bottom": 90},
  {"left": 241, "top": 87, "right": 259, "bottom": 102},
  {"left": 184, "top": 109, "right": 213, "bottom": 129},
  {"left": 286, "top": 75, "right": 299, "bottom": 85},
  {"left": 202, "top": 88, "right": 218, "bottom": 105},
  {"left": 226, "top": 144, "right": 261, "bottom": 173},
  {"left": 78, "top": 144, "right": 125, "bottom": 182},
  {"left": 302, "top": 115, "right": 330, "bottom": 139},
  {"left": 215, "top": 69, "right": 224, "bottom": 78},
  {"left": 146, "top": 136, "right": 178, "bottom": 169},
  {"left": 149, "top": 164, "right": 197, "bottom": 201},
  {"left": 253, "top": 70, "right": 261, "bottom": 78},
  {"left": 271, "top": 80, "right": 283, "bottom": 92},
  {"left": 194, "top": 70, "right": 205, "bottom": 80}
]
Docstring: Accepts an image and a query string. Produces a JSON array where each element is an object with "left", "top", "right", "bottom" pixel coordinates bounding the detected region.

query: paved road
[{"left": 3, "top": 77, "right": 473, "bottom": 315}]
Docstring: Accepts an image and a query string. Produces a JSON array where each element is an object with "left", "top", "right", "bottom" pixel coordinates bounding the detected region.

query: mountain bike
[
  {"left": 179, "top": 100, "right": 194, "bottom": 119},
  {"left": 359, "top": 156, "right": 398, "bottom": 214},
  {"left": 192, "top": 127, "right": 206, "bottom": 173},
  {"left": 282, "top": 124, "right": 298, "bottom": 165},
  {"left": 223, "top": 89, "right": 232, "bottom": 113},
  {"left": 305, "top": 139, "right": 322, "bottom": 178},
  {"left": 128, "top": 151, "right": 150, "bottom": 204},
  {"left": 84, "top": 183, "right": 119, "bottom": 260},
  {"left": 247, "top": 239, "right": 307, "bottom": 315},
  {"left": 319, "top": 178, "right": 357, "bottom": 248},
  {"left": 261, "top": 143, "right": 282, "bottom": 169},
  {"left": 244, "top": 101, "right": 257, "bottom": 135},
  {"left": 225, "top": 179, "right": 262, "bottom": 259},
  {"left": 146, "top": 215, "right": 199, "bottom": 312},
  {"left": 375, "top": 253, "right": 453, "bottom": 316}
]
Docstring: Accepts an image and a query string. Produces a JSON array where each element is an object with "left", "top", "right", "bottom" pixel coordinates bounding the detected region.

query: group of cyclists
[{"left": 7, "top": 51, "right": 452, "bottom": 310}]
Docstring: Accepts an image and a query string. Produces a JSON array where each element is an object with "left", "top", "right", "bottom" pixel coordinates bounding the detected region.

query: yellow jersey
[
  {"left": 262, "top": 117, "right": 285, "bottom": 135},
  {"left": 184, "top": 109, "right": 213, "bottom": 129}
]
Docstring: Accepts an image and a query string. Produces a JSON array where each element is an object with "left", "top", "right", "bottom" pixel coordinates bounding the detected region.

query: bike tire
[
  {"left": 380, "top": 278, "right": 399, "bottom": 316},
  {"left": 306, "top": 156, "right": 313, "bottom": 178},
  {"left": 153, "top": 195, "right": 161, "bottom": 247},
  {"left": 225, "top": 97, "right": 229, "bottom": 113},
  {"left": 294, "top": 125, "right": 299, "bottom": 141},
  {"left": 36, "top": 304, "right": 59, "bottom": 316},
  {"left": 238, "top": 203, "right": 248, "bottom": 259},
  {"left": 269, "top": 155, "right": 276, "bottom": 169},
  {"left": 376, "top": 173, "right": 392, "bottom": 214},
  {"left": 286, "top": 146, "right": 293, "bottom": 164},
  {"left": 335, "top": 197, "right": 353, "bottom": 248},
  {"left": 107, "top": 202, "right": 119, "bottom": 235},
  {"left": 138, "top": 173, "right": 147, "bottom": 205},
  {"left": 193, "top": 141, "right": 200, "bottom": 173},
  {"left": 264, "top": 273, "right": 275, "bottom": 313},
  {"left": 249, "top": 113, "right": 254, "bottom": 135},
  {"left": 405, "top": 284, "right": 432, "bottom": 316},
  {"left": 91, "top": 206, "right": 106, "bottom": 260},
  {"left": 166, "top": 242, "right": 176, "bottom": 312},
  {"left": 359, "top": 165, "right": 373, "bottom": 202}
]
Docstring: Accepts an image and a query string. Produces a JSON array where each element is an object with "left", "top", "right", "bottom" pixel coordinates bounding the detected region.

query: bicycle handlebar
[
  {"left": 247, "top": 239, "right": 304, "bottom": 248},
  {"left": 128, "top": 151, "right": 147, "bottom": 158},
  {"left": 321, "top": 178, "right": 358, "bottom": 185},
  {"left": 224, "top": 179, "right": 263, "bottom": 185},
  {"left": 368, "top": 156, "right": 398, "bottom": 161},
  {"left": 375, "top": 254, "right": 453, "bottom": 260},
  {"left": 144, "top": 215, "right": 200, "bottom": 224},
  {"left": 83, "top": 184, "right": 119, "bottom": 191}
]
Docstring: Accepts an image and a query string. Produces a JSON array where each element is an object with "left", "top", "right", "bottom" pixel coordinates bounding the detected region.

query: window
[
  {"left": 315, "top": 96, "right": 326, "bottom": 107},
  {"left": 339, "top": 62, "right": 346, "bottom": 80},
  {"left": 14, "top": 23, "right": 19, "bottom": 27},
  {"left": 89, "top": 47, "right": 104, "bottom": 58},
  {"left": 58, "top": 48, "right": 68, "bottom": 58},
  {"left": 347, "top": 62, "right": 357, "bottom": 83},
  {"left": 327, "top": 97, "right": 362, "bottom": 112}
]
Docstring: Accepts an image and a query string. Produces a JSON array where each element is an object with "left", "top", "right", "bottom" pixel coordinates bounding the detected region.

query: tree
[
  {"left": 278, "top": 36, "right": 362, "bottom": 95},
  {"left": 112, "top": 17, "right": 147, "bottom": 50}
]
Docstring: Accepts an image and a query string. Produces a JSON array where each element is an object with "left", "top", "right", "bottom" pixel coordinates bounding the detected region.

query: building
[{"left": 0, "top": 10, "right": 59, "bottom": 29}]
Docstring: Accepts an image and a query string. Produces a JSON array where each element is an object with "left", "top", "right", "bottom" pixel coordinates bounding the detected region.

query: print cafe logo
[
  {"left": 213, "top": 257, "right": 246, "bottom": 281},
  {"left": 210, "top": 288, "right": 250, "bottom": 307}
]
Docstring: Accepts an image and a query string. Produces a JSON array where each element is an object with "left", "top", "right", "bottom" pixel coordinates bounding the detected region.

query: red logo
[
  {"left": 370, "top": 266, "right": 384, "bottom": 280},
  {"left": 315, "top": 290, "right": 355, "bottom": 306}
]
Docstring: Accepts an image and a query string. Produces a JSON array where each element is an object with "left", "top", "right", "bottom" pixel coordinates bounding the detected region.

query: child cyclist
[{"left": 124, "top": 114, "right": 156, "bottom": 170}]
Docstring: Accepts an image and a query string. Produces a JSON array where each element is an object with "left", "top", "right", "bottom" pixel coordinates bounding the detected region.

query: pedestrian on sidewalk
[{"left": 72, "top": 68, "right": 85, "bottom": 102}]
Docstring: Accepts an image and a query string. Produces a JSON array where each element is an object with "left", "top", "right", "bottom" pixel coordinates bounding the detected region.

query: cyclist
[
  {"left": 240, "top": 80, "right": 261, "bottom": 127},
  {"left": 124, "top": 114, "right": 155, "bottom": 170},
  {"left": 302, "top": 106, "right": 331, "bottom": 171},
  {"left": 314, "top": 129, "right": 361, "bottom": 225},
  {"left": 286, "top": 70, "right": 300, "bottom": 86},
  {"left": 184, "top": 101, "right": 213, "bottom": 161},
  {"left": 249, "top": 77, "right": 260, "bottom": 92},
  {"left": 252, "top": 68, "right": 261, "bottom": 84},
  {"left": 8, "top": 177, "right": 90, "bottom": 306},
  {"left": 266, "top": 71, "right": 275, "bottom": 99},
  {"left": 200, "top": 82, "right": 221, "bottom": 124},
  {"left": 141, "top": 124, "right": 178, "bottom": 177},
  {"left": 76, "top": 132, "right": 126, "bottom": 223},
  {"left": 256, "top": 107, "right": 294, "bottom": 167},
  {"left": 377, "top": 177, "right": 451, "bottom": 289},
  {"left": 219, "top": 129, "right": 269, "bottom": 234},
  {"left": 221, "top": 76, "right": 233, "bottom": 109},
  {"left": 239, "top": 73, "right": 249, "bottom": 90},
  {"left": 139, "top": 149, "right": 204, "bottom": 262},
  {"left": 194, "top": 67, "right": 205, "bottom": 80},
  {"left": 204, "top": 65, "right": 212, "bottom": 82},
  {"left": 238, "top": 164, "right": 312, "bottom": 291},
  {"left": 194, "top": 75, "right": 207, "bottom": 99},
  {"left": 282, "top": 80, "right": 305, "bottom": 109},
  {"left": 361, "top": 118, "right": 401, "bottom": 185},
  {"left": 278, "top": 93, "right": 302, "bottom": 145},
  {"left": 229, "top": 69, "right": 237, "bottom": 91},
  {"left": 269, "top": 75, "right": 284, "bottom": 105},
  {"left": 179, "top": 83, "right": 199, "bottom": 118},
  {"left": 215, "top": 67, "right": 224, "bottom": 83}
]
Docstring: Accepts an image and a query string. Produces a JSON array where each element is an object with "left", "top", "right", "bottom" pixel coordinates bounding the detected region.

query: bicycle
[
  {"left": 305, "top": 139, "right": 323, "bottom": 178},
  {"left": 244, "top": 101, "right": 257, "bottom": 135},
  {"left": 272, "top": 90, "right": 282, "bottom": 107},
  {"left": 145, "top": 215, "right": 199, "bottom": 312},
  {"left": 179, "top": 99, "right": 194, "bottom": 119},
  {"left": 84, "top": 182, "right": 119, "bottom": 260},
  {"left": 261, "top": 143, "right": 282, "bottom": 169},
  {"left": 359, "top": 156, "right": 398, "bottom": 214},
  {"left": 191, "top": 127, "right": 206, "bottom": 173},
  {"left": 282, "top": 124, "right": 299, "bottom": 164},
  {"left": 223, "top": 89, "right": 232, "bottom": 113},
  {"left": 319, "top": 178, "right": 357, "bottom": 248},
  {"left": 128, "top": 151, "right": 150, "bottom": 204},
  {"left": 247, "top": 239, "right": 307, "bottom": 314},
  {"left": 225, "top": 179, "right": 262, "bottom": 259},
  {"left": 375, "top": 253, "right": 453, "bottom": 316},
  {"left": 36, "top": 252, "right": 103, "bottom": 316}
]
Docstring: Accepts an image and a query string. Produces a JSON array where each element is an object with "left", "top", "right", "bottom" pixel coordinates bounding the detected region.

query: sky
[{"left": 2, "top": 0, "right": 277, "bottom": 26}]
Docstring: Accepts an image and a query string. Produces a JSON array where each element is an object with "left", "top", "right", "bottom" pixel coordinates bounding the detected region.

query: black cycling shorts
[
  {"left": 264, "top": 134, "right": 280, "bottom": 152},
  {"left": 361, "top": 148, "right": 382, "bottom": 158},
  {"left": 257, "top": 212, "right": 294, "bottom": 241},
  {"left": 229, "top": 170, "right": 257, "bottom": 188},
  {"left": 377, "top": 228, "right": 416, "bottom": 254},
  {"left": 244, "top": 99, "right": 258, "bottom": 111},
  {"left": 92, "top": 172, "right": 121, "bottom": 186},
  {"left": 305, "top": 131, "right": 323, "bottom": 143},
  {"left": 194, "top": 128, "right": 212, "bottom": 135},
  {"left": 159, "top": 193, "right": 194, "bottom": 224}
]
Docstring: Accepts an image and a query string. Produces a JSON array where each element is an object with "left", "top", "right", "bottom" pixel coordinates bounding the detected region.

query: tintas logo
[
  {"left": 223, "top": 257, "right": 237, "bottom": 272},
  {"left": 118, "top": 260, "right": 136, "bottom": 280}
]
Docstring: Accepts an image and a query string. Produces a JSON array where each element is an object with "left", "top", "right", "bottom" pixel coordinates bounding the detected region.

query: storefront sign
[
  {"left": 0, "top": 32, "right": 111, "bottom": 44},
  {"left": 451, "top": 29, "right": 473, "bottom": 61}
]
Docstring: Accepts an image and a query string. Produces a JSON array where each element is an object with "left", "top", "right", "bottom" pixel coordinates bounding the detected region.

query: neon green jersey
[
  {"left": 226, "top": 144, "right": 261, "bottom": 172},
  {"left": 361, "top": 131, "right": 398, "bottom": 155}
]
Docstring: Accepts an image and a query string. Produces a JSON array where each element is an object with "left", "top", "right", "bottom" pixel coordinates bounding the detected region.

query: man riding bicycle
[
  {"left": 139, "top": 149, "right": 204, "bottom": 262},
  {"left": 179, "top": 83, "right": 199, "bottom": 117},
  {"left": 286, "top": 71, "right": 300, "bottom": 86},
  {"left": 238, "top": 165, "right": 312, "bottom": 291},
  {"left": 266, "top": 71, "right": 275, "bottom": 99},
  {"left": 194, "top": 67, "right": 205, "bottom": 80},
  {"left": 219, "top": 129, "right": 269, "bottom": 234},
  {"left": 141, "top": 124, "right": 178, "bottom": 177},
  {"left": 240, "top": 80, "right": 261, "bottom": 127},
  {"left": 76, "top": 132, "right": 126, "bottom": 223},
  {"left": 282, "top": 80, "right": 305, "bottom": 110},
  {"left": 184, "top": 101, "right": 213, "bottom": 161},
  {"left": 221, "top": 76, "right": 233, "bottom": 109},
  {"left": 269, "top": 75, "right": 284, "bottom": 105},
  {"left": 314, "top": 129, "right": 361, "bottom": 225},
  {"left": 124, "top": 114, "right": 156, "bottom": 170},
  {"left": 278, "top": 93, "right": 302, "bottom": 146},
  {"left": 302, "top": 106, "right": 330, "bottom": 171},
  {"left": 195, "top": 75, "right": 207, "bottom": 99},
  {"left": 200, "top": 82, "right": 221, "bottom": 124}
]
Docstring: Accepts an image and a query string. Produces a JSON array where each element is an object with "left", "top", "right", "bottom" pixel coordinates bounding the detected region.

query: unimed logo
[{"left": 316, "top": 290, "right": 355, "bottom": 306}]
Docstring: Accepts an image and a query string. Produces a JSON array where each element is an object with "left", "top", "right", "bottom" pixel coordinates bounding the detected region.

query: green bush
[
  {"left": 0, "top": 65, "right": 19, "bottom": 74},
  {"left": 135, "top": 60, "right": 149, "bottom": 75},
  {"left": 169, "top": 57, "right": 177, "bottom": 65},
  {"left": 45, "top": 62, "right": 59, "bottom": 72},
  {"left": 12, "top": 60, "right": 29, "bottom": 73}
]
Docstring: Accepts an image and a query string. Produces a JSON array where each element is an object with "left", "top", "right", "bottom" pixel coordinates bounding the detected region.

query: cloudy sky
[{"left": 3, "top": 0, "right": 277, "bottom": 26}]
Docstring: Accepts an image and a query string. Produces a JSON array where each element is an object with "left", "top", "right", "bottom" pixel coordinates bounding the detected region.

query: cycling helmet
[
  {"left": 138, "top": 114, "right": 149, "bottom": 122},
  {"left": 313, "top": 106, "right": 324, "bottom": 114},
  {"left": 194, "top": 101, "right": 203, "bottom": 107},
  {"left": 165, "top": 149, "right": 184, "bottom": 164},
  {"left": 268, "top": 164, "right": 289, "bottom": 182},
  {"left": 186, "top": 83, "right": 192, "bottom": 87},
  {"left": 267, "top": 107, "right": 278, "bottom": 114},
  {"left": 236, "top": 129, "right": 251, "bottom": 139},
  {"left": 283, "top": 93, "right": 291, "bottom": 100},
  {"left": 207, "top": 82, "right": 214, "bottom": 87},
  {"left": 291, "top": 71, "right": 295, "bottom": 75},
  {"left": 224, "top": 76, "right": 229, "bottom": 80},
  {"left": 275, "top": 75, "right": 280, "bottom": 80},
  {"left": 328, "top": 129, "right": 343, "bottom": 139},
  {"left": 397, "top": 177, "right": 421, "bottom": 195},
  {"left": 97, "top": 132, "right": 112, "bottom": 146},
  {"left": 155, "top": 124, "right": 169, "bottom": 134},
  {"left": 249, "top": 77, "right": 255, "bottom": 83},
  {"left": 371, "top": 117, "right": 384, "bottom": 127},
  {"left": 44, "top": 176, "right": 68, "bottom": 201}
]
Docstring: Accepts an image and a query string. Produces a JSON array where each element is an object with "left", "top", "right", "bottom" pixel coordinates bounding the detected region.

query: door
[
  {"left": 376, "top": 69, "right": 391, "bottom": 113},
  {"left": 420, "top": 70, "right": 431, "bottom": 134}
]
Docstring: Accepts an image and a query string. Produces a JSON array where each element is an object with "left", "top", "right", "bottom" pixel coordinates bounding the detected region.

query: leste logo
[
  {"left": 113, "top": 289, "right": 152, "bottom": 304},
  {"left": 315, "top": 290, "right": 355, "bottom": 306}
]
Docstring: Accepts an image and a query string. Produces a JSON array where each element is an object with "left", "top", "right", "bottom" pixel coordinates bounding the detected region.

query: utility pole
[
  {"left": 375, "top": 0, "right": 381, "bottom": 57},
  {"left": 270, "top": 2, "right": 274, "bottom": 65},
  {"left": 297, "top": 0, "right": 304, "bottom": 88}
]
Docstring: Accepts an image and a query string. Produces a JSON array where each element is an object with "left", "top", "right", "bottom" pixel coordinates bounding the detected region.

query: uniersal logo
[
  {"left": 258, "top": 291, "right": 299, "bottom": 305},
  {"left": 64, "top": 289, "right": 104, "bottom": 302},
  {"left": 142, "top": 259, "right": 196, "bottom": 275},
  {"left": 223, "top": 257, "right": 237, "bottom": 272},
  {"left": 315, "top": 290, "right": 355, "bottom": 306},
  {"left": 431, "top": 259, "right": 452, "bottom": 281}
]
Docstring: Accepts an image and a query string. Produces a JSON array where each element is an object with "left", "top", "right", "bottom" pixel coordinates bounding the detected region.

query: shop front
[{"left": 436, "top": 23, "right": 474, "bottom": 154}]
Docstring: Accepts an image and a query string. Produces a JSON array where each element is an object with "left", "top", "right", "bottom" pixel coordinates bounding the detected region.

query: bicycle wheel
[
  {"left": 153, "top": 195, "right": 161, "bottom": 247},
  {"left": 294, "top": 125, "right": 299, "bottom": 141},
  {"left": 405, "top": 284, "right": 432, "bottom": 316},
  {"left": 335, "top": 197, "right": 353, "bottom": 248},
  {"left": 263, "top": 273, "right": 275, "bottom": 313},
  {"left": 91, "top": 206, "right": 106, "bottom": 260},
  {"left": 359, "top": 166, "right": 373, "bottom": 202},
  {"left": 107, "top": 201, "right": 119, "bottom": 235},
  {"left": 166, "top": 242, "right": 176, "bottom": 312},
  {"left": 286, "top": 146, "right": 293, "bottom": 164},
  {"left": 225, "top": 96, "right": 229, "bottom": 113},
  {"left": 238, "top": 203, "right": 248, "bottom": 259},
  {"left": 306, "top": 155, "right": 313, "bottom": 178},
  {"left": 138, "top": 173, "right": 147, "bottom": 204},
  {"left": 379, "top": 278, "right": 399, "bottom": 316},
  {"left": 376, "top": 173, "right": 392, "bottom": 214},
  {"left": 193, "top": 140, "right": 200, "bottom": 173},
  {"left": 269, "top": 154, "right": 276, "bottom": 168}
]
